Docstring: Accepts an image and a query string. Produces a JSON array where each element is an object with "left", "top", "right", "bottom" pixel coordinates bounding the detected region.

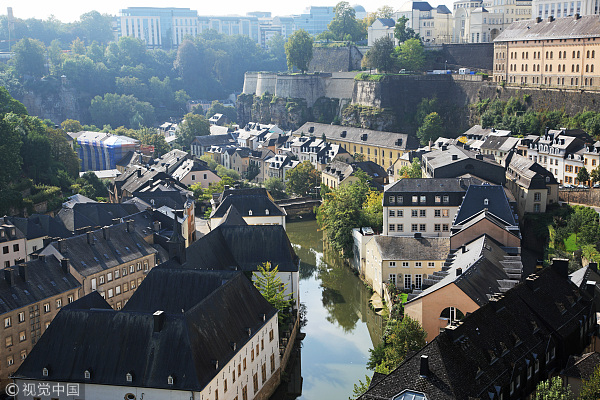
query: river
[{"left": 280, "top": 220, "right": 383, "bottom": 400}]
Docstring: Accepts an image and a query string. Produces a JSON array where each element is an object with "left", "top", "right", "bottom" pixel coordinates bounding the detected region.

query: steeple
[{"left": 167, "top": 210, "right": 186, "bottom": 265}]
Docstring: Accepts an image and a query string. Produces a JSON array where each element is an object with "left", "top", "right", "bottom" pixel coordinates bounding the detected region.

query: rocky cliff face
[
  {"left": 237, "top": 93, "right": 311, "bottom": 130},
  {"left": 19, "top": 84, "right": 82, "bottom": 123}
]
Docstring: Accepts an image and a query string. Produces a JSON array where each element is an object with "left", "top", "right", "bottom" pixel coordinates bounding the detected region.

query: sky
[{"left": 7, "top": 0, "right": 455, "bottom": 23}]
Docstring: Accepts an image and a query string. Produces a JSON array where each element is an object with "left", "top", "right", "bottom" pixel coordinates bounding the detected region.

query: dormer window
[
  {"left": 265, "top": 209, "right": 269, "bottom": 215},
  {"left": 248, "top": 210, "right": 253, "bottom": 216},
  {"left": 85, "top": 370, "right": 91, "bottom": 379},
  {"left": 168, "top": 375, "right": 174, "bottom": 385},
  {"left": 484, "top": 198, "right": 489, "bottom": 206},
  {"left": 42, "top": 367, "right": 48, "bottom": 377},
  {"left": 126, "top": 372, "right": 133, "bottom": 382}
]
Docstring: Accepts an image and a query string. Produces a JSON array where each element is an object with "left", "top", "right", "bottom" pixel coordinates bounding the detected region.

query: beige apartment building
[
  {"left": 0, "top": 255, "right": 81, "bottom": 386},
  {"left": 494, "top": 15, "right": 600, "bottom": 88},
  {"left": 40, "top": 222, "right": 158, "bottom": 310}
]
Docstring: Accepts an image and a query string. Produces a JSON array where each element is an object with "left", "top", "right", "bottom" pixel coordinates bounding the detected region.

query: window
[
  {"left": 412, "top": 196, "right": 418, "bottom": 204},
  {"left": 397, "top": 210, "right": 404, "bottom": 217},
  {"left": 233, "top": 370, "right": 236, "bottom": 383},
  {"left": 18, "top": 312, "right": 24, "bottom": 323},
  {"left": 404, "top": 274, "right": 412, "bottom": 290},
  {"left": 420, "top": 196, "right": 426, "bottom": 203},
  {"left": 20, "top": 350, "right": 26, "bottom": 360},
  {"left": 130, "top": 280, "right": 136, "bottom": 289},
  {"left": 108, "top": 289, "right": 114, "bottom": 298},
  {"left": 411, "top": 210, "right": 418, "bottom": 217},
  {"left": 389, "top": 262, "right": 396, "bottom": 267},
  {"left": 435, "top": 224, "right": 441, "bottom": 232},
  {"left": 434, "top": 210, "right": 441, "bottom": 217},
  {"left": 442, "top": 209, "right": 449, "bottom": 217},
  {"left": 534, "top": 204, "right": 541, "bottom": 212},
  {"left": 398, "top": 196, "right": 403, "bottom": 204},
  {"left": 2, "top": 246, "right": 8, "bottom": 254},
  {"left": 116, "top": 285, "right": 121, "bottom": 295},
  {"left": 5, "top": 336, "right": 12, "bottom": 347},
  {"left": 402, "top": 262, "right": 409, "bottom": 268},
  {"left": 269, "top": 329, "right": 274, "bottom": 342},
  {"left": 99, "top": 275, "right": 105, "bottom": 285},
  {"left": 56, "top": 299, "right": 62, "bottom": 309},
  {"left": 123, "top": 283, "right": 129, "bottom": 292},
  {"left": 243, "top": 357, "right": 247, "bottom": 370},
  {"left": 271, "top": 353, "right": 276, "bottom": 373},
  {"left": 389, "top": 196, "right": 396, "bottom": 204},
  {"left": 261, "top": 338, "right": 264, "bottom": 350},
  {"left": 137, "top": 262, "right": 142, "bottom": 271},
  {"left": 419, "top": 224, "right": 426, "bottom": 232},
  {"left": 242, "top": 385, "right": 248, "bottom": 400},
  {"left": 420, "top": 210, "right": 426, "bottom": 217},
  {"left": 442, "top": 224, "right": 449, "bottom": 232},
  {"left": 397, "top": 224, "right": 404, "bottom": 232},
  {"left": 443, "top": 195, "right": 449, "bottom": 203},
  {"left": 415, "top": 262, "right": 422, "bottom": 268},
  {"left": 428, "top": 262, "right": 435, "bottom": 268},
  {"left": 262, "top": 363, "right": 267, "bottom": 383},
  {"left": 13, "top": 244, "right": 19, "bottom": 252},
  {"left": 130, "top": 265, "right": 134, "bottom": 273},
  {"left": 4, "top": 317, "right": 11, "bottom": 328},
  {"left": 411, "top": 224, "right": 418, "bottom": 232},
  {"left": 238, "top": 363, "right": 241, "bottom": 377},
  {"left": 435, "top": 195, "right": 441, "bottom": 203},
  {"left": 44, "top": 303, "right": 50, "bottom": 313},
  {"left": 389, "top": 224, "right": 395, "bottom": 232},
  {"left": 415, "top": 274, "right": 422, "bottom": 289},
  {"left": 7, "top": 356, "right": 13, "bottom": 366},
  {"left": 535, "top": 358, "right": 540, "bottom": 372},
  {"left": 19, "top": 331, "right": 25, "bottom": 342},
  {"left": 123, "top": 267, "right": 128, "bottom": 276},
  {"left": 389, "top": 210, "right": 396, "bottom": 217},
  {"left": 527, "top": 364, "right": 533, "bottom": 379},
  {"left": 115, "top": 269, "right": 120, "bottom": 279},
  {"left": 389, "top": 274, "right": 396, "bottom": 285}
]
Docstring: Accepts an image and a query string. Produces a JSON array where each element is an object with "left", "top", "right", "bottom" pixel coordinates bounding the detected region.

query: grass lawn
[{"left": 564, "top": 233, "right": 579, "bottom": 252}]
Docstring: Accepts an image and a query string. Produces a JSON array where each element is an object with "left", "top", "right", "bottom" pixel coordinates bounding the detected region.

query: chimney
[
  {"left": 419, "top": 355, "right": 430, "bottom": 377},
  {"left": 18, "top": 264, "right": 28, "bottom": 282},
  {"left": 58, "top": 239, "right": 67, "bottom": 254},
  {"left": 536, "top": 16, "right": 542, "bottom": 22},
  {"left": 102, "top": 226, "right": 110, "bottom": 241},
  {"left": 61, "top": 258, "right": 70, "bottom": 274},
  {"left": 461, "top": 245, "right": 467, "bottom": 254},
  {"left": 37, "top": 254, "right": 45, "bottom": 263},
  {"left": 153, "top": 310, "right": 165, "bottom": 332},
  {"left": 87, "top": 231, "right": 94, "bottom": 245},
  {"left": 452, "top": 154, "right": 458, "bottom": 161},
  {"left": 456, "top": 268, "right": 463, "bottom": 276},
  {"left": 585, "top": 281, "right": 596, "bottom": 298},
  {"left": 126, "top": 220, "right": 133, "bottom": 233},
  {"left": 551, "top": 258, "right": 569, "bottom": 278},
  {"left": 589, "top": 262, "right": 598, "bottom": 273},
  {"left": 4, "top": 269, "right": 14, "bottom": 287},
  {"left": 574, "top": 13, "right": 580, "bottom": 19},
  {"left": 137, "top": 169, "right": 142, "bottom": 178},
  {"left": 414, "top": 232, "right": 422, "bottom": 239},
  {"left": 153, "top": 221, "right": 161, "bottom": 232}
]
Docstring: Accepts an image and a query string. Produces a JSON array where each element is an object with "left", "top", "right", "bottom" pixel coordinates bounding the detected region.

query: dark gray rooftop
[
  {"left": 454, "top": 184, "right": 516, "bottom": 226},
  {"left": 495, "top": 14, "right": 600, "bottom": 42}
]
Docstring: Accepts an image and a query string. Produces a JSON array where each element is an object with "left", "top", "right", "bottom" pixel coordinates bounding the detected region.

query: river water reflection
[{"left": 283, "top": 220, "right": 383, "bottom": 400}]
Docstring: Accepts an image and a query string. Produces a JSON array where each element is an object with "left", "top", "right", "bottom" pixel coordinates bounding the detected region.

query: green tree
[
  {"left": 577, "top": 166, "right": 590, "bottom": 185},
  {"left": 12, "top": 38, "right": 46, "bottom": 78},
  {"left": 362, "top": 5, "right": 395, "bottom": 29},
  {"left": 399, "top": 158, "right": 422, "bottom": 179},
  {"left": 368, "top": 316, "right": 427, "bottom": 372},
  {"left": 0, "top": 116, "right": 24, "bottom": 186},
  {"left": 285, "top": 29, "right": 314, "bottom": 73},
  {"left": 349, "top": 375, "right": 372, "bottom": 400},
  {"left": 177, "top": 113, "right": 210, "bottom": 149},
  {"left": 70, "top": 37, "right": 86, "bottom": 55},
  {"left": 417, "top": 112, "right": 444, "bottom": 145},
  {"left": 199, "top": 154, "right": 219, "bottom": 171},
  {"left": 362, "top": 36, "right": 395, "bottom": 73},
  {"left": 533, "top": 377, "right": 572, "bottom": 400},
  {"left": 47, "top": 39, "right": 64, "bottom": 75},
  {"left": 286, "top": 161, "right": 320, "bottom": 196},
  {"left": 252, "top": 262, "right": 292, "bottom": 323},
  {"left": 246, "top": 163, "right": 260, "bottom": 181},
  {"left": 75, "top": 10, "right": 114, "bottom": 45},
  {"left": 328, "top": 1, "right": 366, "bottom": 42},
  {"left": 0, "top": 86, "right": 28, "bottom": 116},
  {"left": 89, "top": 93, "right": 155, "bottom": 129},
  {"left": 205, "top": 100, "right": 237, "bottom": 123},
  {"left": 396, "top": 38, "right": 425, "bottom": 71},
  {"left": 394, "top": 16, "right": 420, "bottom": 43},
  {"left": 414, "top": 97, "right": 438, "bottom": 127},
  {"left": 61, "top": 119, "right": 83, "bottom": 133},
  {"left": 567, "top": 205, "right": 600, "bottom": 245},
  {"left": 580, "top": 363, "right": 600, "bottom": 400},
  {"left": 74, "top": 171, "right": 108, "bottom": 200},
  {"left": 362, "top": 190, "right": 383, "bottom": 232},
  {"left": 264, "top": 177, "right": 286, "bottom": 200},
  {"left": 591, "top": 168, "right": 600, "bottom": 185},
  {"left": 215, "top": 165, "right": 240, "bottom": 180}
]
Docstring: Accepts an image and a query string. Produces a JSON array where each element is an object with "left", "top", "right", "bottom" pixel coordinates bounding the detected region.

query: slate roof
[
  {"left": 562, "top": 352, "right": 600, "bottom": 380},
  {"left": 383, "top": 178, "right": 481, "bottom": 207},
  {"left": 163, "top": 224, "right": 299, "bottom": 273},
  {"left": 13, "top": 269, "right": 277, "bottom": 392},
  {"left": 0, "top": 255, "right": 81, "bottom": 314},
  {"left": 62, "top": 194, "right": 96, "bottom": 209},
  {"left": 408, "top": 235, "right": 522, "bottom": 305},
  {"left": 423, "top": 145, "right": 506, "bottom": 184},
  {"left": 376, "top": 18, "right": 396, "bottom": 27},
  {"left": 191, "top": 134, "right": 235, "bottom": 147},
  {"left": 293, "top": 122, "right": 419, "bottom": 152},
  {"left": 360, "top": 266, "right": 593, "bottom": 400},
  {"left": 6, "top": 215, "right": 71, "bottom": 240},
  {"left": 41, "top": 223, "right": 158, "bottom": 278},
  {"left": 495, "top": 14, "right": 600, "bottom": 42},
  {"left": 505, "top": 153, "right": 558, "bottom": 189},
  {"left": 373, "top": 236, "right": 450, "bottom": 261},
  {"left": 218, "top": 205, "right": 249, "bottom": 227},
  {"left": 55, "top": 203, "right": 145, "bottom": 232},
  {"left": 211, "top": 188, "right": 286, "bottom": 219},
  {"left": 480, "top": 136, "right": 520, "bottom": 153},
  {"left": 454, "top": 184, "right": 516, "bottom": 226},
  {"left": 133, "top": 190, "right": 192, "bottom": 210}
]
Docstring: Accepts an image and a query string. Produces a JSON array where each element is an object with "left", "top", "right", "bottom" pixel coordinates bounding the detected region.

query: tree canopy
[
  {"left": 417, "top": 112, "right": 444, "bottom": 145},
  {"left": 328, "top": 1, "right": 366, "bottom": 42},
  {"left": 286, "top": 161, "right": 320, "bottom": 196},
  {"left": 362, "top": 36, "right": 395, "bottom": 73},
  {"left": 177, "top": 113, "right": 210, "bottom": 149},
  {"left": 253, "top": 262, "right": 292, "bottom": 323},
  {"left": 394, "top": 16, "right": 420, "bottom": 43},
  {"left": 285, "top": 30, "right": 314, "bottom": 73},
  {"left": 395, "top": 38, "right": 425, "bottom": 71}
]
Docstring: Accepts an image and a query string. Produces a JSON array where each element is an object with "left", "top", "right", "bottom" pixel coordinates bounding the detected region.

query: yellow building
[
  {"left": 292, "top": 123, "right": 420, "bottom": 170},
  {"left": 493, "top": 15, "right": 600, "bottom": 88}
]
